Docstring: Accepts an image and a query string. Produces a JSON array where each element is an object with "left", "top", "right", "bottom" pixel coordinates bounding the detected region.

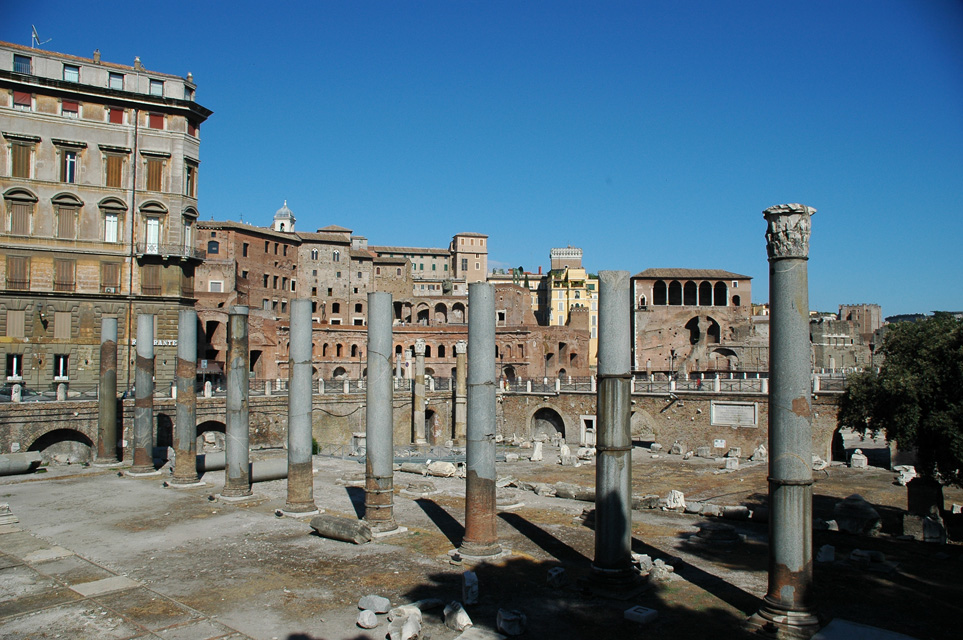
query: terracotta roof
[
  {"left": 370, "top": 245, "right": 451, "bottom": 256},
  {"left": 452, "top": 232, "right": 488, "bottom": 238},
  {"left": 632, "top": 268, "right": 752, "bottom": 280},
  {"left": 317, "top": 225, "right": 353, "bottom": 233},
  {"left": 296, "top": 231, "right": 350, "bottom": 244},
  {"left": 196, "top": 219, "right": 298, "bottom": 242},
  {"left": 375, "top": 256, "right": 409, "bottom": 265}
]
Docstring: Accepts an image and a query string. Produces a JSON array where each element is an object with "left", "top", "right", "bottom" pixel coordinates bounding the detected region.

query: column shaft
[
  {"left": 130, "top": 315, "right": 155, "bottom": 473},
  {"left": 96, "top": 317, "right": 118, "bottom": 463},
  {"left": 172, "top": 309, "right": 199, "bottom": 484},
  {"left": 454, "top": 340, "right": 467, "bottom": 444},
  {"left": 365, "top": 292, "right": 397, "bottom": 531},
  {"left": 461, "top": 283, "right": 501, "bottom": 557},
  {"left": 223, "top": 306, "right": 252, "bottom": 497},
  {"left": 286, "top": 299, "right": 317, "bottom": 512},
  {"left": 413, "top": 340, "right": 426, "bottom": 444}
]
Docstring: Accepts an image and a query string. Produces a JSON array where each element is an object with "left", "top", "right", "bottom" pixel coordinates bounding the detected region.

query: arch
[
  {"left": 531, "top": 408, "right": 566, "bottom": 441},
  {"left": 196, "top": 420, "right": 226, "bottom": 452},
  {"left": 51, "top": 192, "right": 83, "bottom": 207},
  {"left": 668, "top": 280, "right": 682, "bottom": 305},
  {"left": 437, "top": 344, "right": 446, "bottom": 359},
  {"left": 395, "top": 344, "right": 403, "bottom": 355},
  {"left": 503, "top": 365, "right": 517, "bottom": 382},
  {"left": 425, "top": 367, "right": 435, "bottom": 377},
  {"left": 424, "top": 345, "right": 432, "bottom": 358},
  {"left": 732, "top": 294, "right": 741, "bottom": 306},
  {"left": 653, "top": 280, "right": 667, "bottom": 305},
  {"left": 714, "top": 281, "right": 728, "bottom": 306},
  {"left": 685, "top": 317, "right": 701, "bottom": 345},
  {"left": 416, "top": 305, "right": 430, "bottom": 325},
  {"left": 350, "top": 344, "right": 358, "bottom": 357},
  {"left": 98, "top": 196, "right": 128, "bottom": 211},
  {"left": 707, "top": 317, "right": 721, "bottom": 343},
  {"left": 699, "top": 281, "right": 712, "bottom": 306},
  {"left": 434, "top": 303, "right": 448, "bottom": 324},
  {"left": 207, "top": 240, "right": 220, "bottom": 254},
  {"left": 3, "top": 187, "right": 39, "bottom": 203},
  {"left": 558, "top": 368, "right": 567, "bottom": 378},
  {"left": 451, "top": 302, "right": 466, "bottom": 323},
  {"left": 683, "top": 281, "right": 697, "bottom": 305},
  {"left": 182, "top": 205, "right": 199, "bottom": 219},
  {"left": 332, "top": 366, "right": 347, "bottom": 379},
  {"left": 139, "top": 200, "right": 168, "bottom": 215},
  {"left": 336, "top": 344, "right": 343, "bottom": 357},
  {"left": 29, "top": 428, "right": 94, "bottom": 464},
  {"left": 710, "top": 348, "right": 738, "bottom": 370},
  {"left": 638, "top": 295, "right": 647, "bottom": 307}
]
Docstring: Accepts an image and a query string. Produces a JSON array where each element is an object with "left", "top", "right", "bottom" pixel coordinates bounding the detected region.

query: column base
[
  {"left": 365, "top": 518, "right": 400, "bottom": 534},
  {"left": 170, "top": 474, "right": 201, "bottom": 486},
  {"left": 747, "top": 603, "right": 822, "bottom": 639},
  {"left": 220, "top": 486, "right": 253, "bottom": 499},
  {"left": 282, "top": 501, "right": 320, "bottom": 516},
  {"left": 217, "top": 492, "right": 256, "bottom": 503},
  {"left": 585, "top": 564, "right": 648, "bottom": 599},
  {"left": 127, "top": 466, "right": 161, "bottom": 477},
  {"left": 92, "top": 458, "right": 123, "bottom": 468},
  {"left": 167, "top": 479, "right": 205, "bottom": 488},
  {"left": 458, "top": 540, "right": 502, "bottom": 559}
]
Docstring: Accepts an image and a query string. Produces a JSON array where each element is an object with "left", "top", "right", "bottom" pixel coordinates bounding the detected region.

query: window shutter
[
  {"left": 7, "top": 256, "right": 29, "bottom": 290},
  {"left": 62, "top": 100, "right": 79, "bottom": 113},
  {"left": 54, "top": 259, "right": 76, "bottom": 292},
  {"left": 148, "top": 113, "right": 164, "bottom": 129},
  {"left": 106, "top": 155, "right": 122, "bottom": 188},
  {"left": 146, "top": 159, "right": 162, "bottom": 191},
  {"left": 142, "top": 264, "right": 161, "bottom": 295},
  {"left": 57, "top": 207, "right": 77, "bottom": 239},
  {"left": 10, "top": 203, "right": 30, "bottom": 235},
  {"left": 12, "top": 144, "right": 30, "bottom": 178},
  {"left": 13, "top": 91, "right": 31, "bottom": 106},
  {"left": 109, "top": 108, "right": 124, "bottom": 124},
  {"left": 101, "top": 262, "right": 120, "bottom": 291},
  {"left": 54, "top": 312, "right": 71, "bottom": 339}
]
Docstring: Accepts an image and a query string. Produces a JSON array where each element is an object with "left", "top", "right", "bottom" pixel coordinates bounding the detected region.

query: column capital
[
  {"left": 455, "top": 340, "right": 467, "bottom": 355},
  {"left": 414, "top": 338, "right": 426, "bottom": 355},
  {"left": 763, "top": 203, "right": 815, "bottom": 259}
]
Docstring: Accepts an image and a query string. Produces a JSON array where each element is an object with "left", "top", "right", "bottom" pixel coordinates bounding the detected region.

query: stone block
[
  {"left": 444, "top": 601, "right": 473, "bottom": 631},
  {"left": 665, "top": 490, "right": 685, "bottom": 510},
  {"left": 530, "top": 441, "right": 543, "bottom": 461},
  {"left": 505, "top": 453, "right": 520, "bottom": 462},
  {"left": 497, "top": 609, "right": 527, "bottom": 636},
  {"left": 816, "top": 544, "right": 835, "bottom": 563},
  {"left": 669, "top": 441, "right": 684, "bottom": 455},
  {"left": 850, "top": 449, "right": 869, "bottom": 469},
  {"left": 724, "top": 457, "right": 740, "bottom": 470},
  {"left": 727, "top": 447, "right": 741, "bottom": 459},
  {"left": 696, "top": 446, "right": 711, "bottom": 458},
  {"left": 624, "top": 605, "right": 659, "bottom": 625},
  {"left": 649, "top": 443, "right": 663, "bottom": 452},
  {"left": 559, "top": 455, "right": 579, "bottom": 467},
  {"left": 546, "top": 566, "right": 569, "bottom": 588},
  {"left": 358, "top": 595, "right": 391, "bottom": 613},
  {"left": 357, "top": 610, "right": 379, "bottom": 629},
  {"left": 462, "top": 570, "right": 479, "bottom": 605}
]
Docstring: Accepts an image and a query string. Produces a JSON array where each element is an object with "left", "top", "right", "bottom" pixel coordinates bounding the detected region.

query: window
[
  {"left": 264, "top": 241, "right": 269, "bottom": 252},
  {"left": 353, "top": 287, "right": 359, "bottom": 294},
  {"left": 419, "top": 263, "right": 424, "bottom": 270},
  {"left": 141, "top": 264, "right": 161, "bottom": 295},
  {"left": 185, "top": 164, "right": 196, "bottom": 197},
  {"left": 148, "top": 113, "right": 164, "bottom": 129},
  {"left": 336, "top": 271, "right": 341, "bottom": 278},
  {"left": 262, "top": 274, "right": 269, "bottom": 287},
  {"left": 63, "top": 64, "right": 80, "bottom": 82},
  {"left": 6, "top": 310, "right": 25, "bottom": 337},
  {"left": 242, "top": 243, "right": 249, "bottom": 257},
  {"left": 13, "top": 91, "right": 31, "bottom": 110},
  {"left": 183, "top": 218, "right": 193, "bottom": 249},
  {"left": 274, "top": 243, "right": 278, "bottom": 255},
  {"left": 355, "top": 303, "right": 363, "bottom": 313},
  {"left": 101, "top": 262, "right": 120, "bottom": 293},
  {"left": 62, "top": 100, "right": 79, "bottom": 118},
  {"left": 146, "top": 158, "right": 163, "bottom": 191},
  {"left": 311, "top": 249, "right": 318, "bottom": 260},
  {"left": 54, "top": 259, "right": 76, "bottom": 292},
  {"left": 13, "top": 54, "right": 31, "bottom": 74},
  {"left": 187, "top": 120, "right": 198, "bottom": 137},
  {"left": 61, "top": 151, "right": 78, "bottom": 183},
  {"left": 327, "top": 288, "right": 332, "bottom": 296},
  {"left": 444, "top": 264, "right": 448, "bottom": 271},
  {"left": 475, "top": 262, "right": 480, "bottom": 270},
  {"left": 6, "top": 354, "right": 23, "bottom": 380},
  {"left": 104, "top": 212, "right": 119, "bottom": 242},
  {"left": 357, "top": 271, "right": 362, "bottom": 279},
  {"left": 53, "top": 355, "right": 69, "bottom": 380},
  {"left": 185, "top": 86, "right": 195, "bottom": 101},
  {"left": 12, "top": 143, "right": 32, "bottom": 178},
  {"left": 108, "top": 107, "right": 124, "bottom": 124},
  {"left": 149, "top": 79, "right": 164, "bottom": 96},
  {"left": 283, "top": 245, "right": 287, "bottom": 256},
  {"left": 54, "top": 311, "right": 71, "bottom": 339},
  {"left": 333, "top": 250, "right": 340, "bottom": 262},
  {"left": 291, "top": 280, "right": 296, "bottom": 292},
  {"left": 461, "top": 258, "right": 468, "bottom": 271},
  {"left": 105, "top": 154, "right": 123, "bottom": 187},
  {"left": 144, "top": 217, "right": 161, "bottom": 252},
  {"left": 207, "top": 240, "right": 219, "bottom": 254},
  {"left": 109, "top": 72, "right": 124, "bottom": 90},
  {"left": 56, "top": 206, "right": 77, "bottom": 239},
  {"left": 7, "top": 199, "right": 32, "bottom": 236},
  {"left": 263, "top": 299, "right": 270, "bottom": 310},
  {"left": 282, "top": 277, "right": 288, "bottom": 290},
  {"left": 332, "top": 303, "right": 341, "bottom": 313},
  {"left": 397, "top": 268, "right": 401, "bottom": 276},
  {"left": 273, "top": 275, "right": 279, "bottom": 289},
  {"left": 209, "top": 281, "right": 223, "bottom": 292}
]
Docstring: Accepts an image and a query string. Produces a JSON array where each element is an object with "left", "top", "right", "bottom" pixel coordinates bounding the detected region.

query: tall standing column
[
  {"left": 286, "top": 299, "right": 317, "bottom": 513},
  {"left": 752, "top": 204, "right": 820, "bottom": 636},
  {"left": 129, "top": 314, "right": 156, "bottom": 474},
  {"left": 95, "top": 317, "right": 119, "bottom": 464},
  {"left": 222, "top": 306, "right": 252, "bottom": 498},
  {"left": 171, "top": 309, "right": 200, "bottom": 485},
  {"left": 591, "top": 271, "right": 639, "bottom": 587},
  {"left": 412, "top": 339, "right": 427, "bottom": 445},
  {"left": 365, "top": 292, "right": 397, "bottom": 531},
  {"left": 453, "top": 340, "right": 467, "bottom": 444},
  {"left": 460, "top": 283, "right": 501, "bottom": 557}
]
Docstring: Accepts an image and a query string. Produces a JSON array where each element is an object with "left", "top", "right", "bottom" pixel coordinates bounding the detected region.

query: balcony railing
[
  {"left": 5, "top": 278, "right": 30, "bottom": 291},
  {"left": 136, "top": 243, "right": 205, "bottom": 260}
]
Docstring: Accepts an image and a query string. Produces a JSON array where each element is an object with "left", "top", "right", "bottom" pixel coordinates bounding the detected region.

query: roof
[
  {"left": 370, "top": 245, "right": 451, "bottom": 256},
  {"left": 196, "top": 219, "right": 299, "bottom": 242},
  {"left": 374, "top": 256, "right": 409, "bottom": 265},
  {"left": 1, "top": 40, "right": 186, "bottom": 80},
  {"left": 632, "top": 268, "right": 752, "bottom": 280},
  {"left": 296, "top": 231, "right": 351, "bottom": 245},
  {"left": 452, "top": 232, "right": 488, "bottom": 238},
  {"left": 317, "top": 225, "right": 353, "bottom": 233}
]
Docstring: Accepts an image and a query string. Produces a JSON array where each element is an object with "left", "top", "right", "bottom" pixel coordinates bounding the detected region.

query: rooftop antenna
[{"left": 31, "top": 26, "right": 52, "bottom": 48}]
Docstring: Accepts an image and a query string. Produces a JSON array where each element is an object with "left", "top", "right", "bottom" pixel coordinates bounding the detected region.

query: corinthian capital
[{"left": 763, "top": 203, "right": 816, "bottom": 259}]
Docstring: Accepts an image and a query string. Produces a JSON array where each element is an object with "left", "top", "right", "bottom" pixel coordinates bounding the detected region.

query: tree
[{"left": 837, "top": 313, "right": 963, "bottom": 485}]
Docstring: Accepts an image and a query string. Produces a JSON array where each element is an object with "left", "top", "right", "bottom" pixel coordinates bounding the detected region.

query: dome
[{"left": 273, "top": 200, "right": 295, "bottom": 232}]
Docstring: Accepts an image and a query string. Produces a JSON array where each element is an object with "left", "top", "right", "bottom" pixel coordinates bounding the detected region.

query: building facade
[{"left": 1, "top": 42, "right": 210, "bottom": 392}]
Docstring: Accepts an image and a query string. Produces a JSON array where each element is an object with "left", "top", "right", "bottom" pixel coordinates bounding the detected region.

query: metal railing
[{"left": 136, "top": 243, "right": 205, "bottom": 259}]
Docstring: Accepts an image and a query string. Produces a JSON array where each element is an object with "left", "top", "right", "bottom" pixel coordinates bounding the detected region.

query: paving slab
[
  {"left": 0, "top": 600, "right": 147, "bottom": 639},
  {"left": 0, "top": 531, "right": 56, "bottom": 560},
  {"left": 0, "top": 565, "right": 61, "bottom": 600},
  {"left": 70, "top": 574, "right": 141, "bottom": 597},
  {"left": 0, "top": 552, "right": 22, "bottom": 570},
  {"left": 34, "top": 554, "right": 117, "bottom": 586},
  {"left": 0, "top": 585, "right": 81, "bottom": 620},
  {"left": 813, "top": 618, "right": 920, "bottom": 640},
  {"left": 22, "top": 544, "right": 74, "bottom": 563},
  {"left": 152, "top": 618, "right": 247, "bottom": 639},
  {"left": 97, "top": 587, "right": 202, "bottom": 632}
]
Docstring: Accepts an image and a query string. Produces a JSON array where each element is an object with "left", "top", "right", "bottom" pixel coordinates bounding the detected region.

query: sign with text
[{"left": 710, "top": 401, "right": 758, "bottom": 427}]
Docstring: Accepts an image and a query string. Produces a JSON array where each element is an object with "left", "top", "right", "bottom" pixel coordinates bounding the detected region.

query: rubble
[
  {"left": 849, "top": 449, "right": 869, "bottom": 469},
  {"left": 496, "top": 608, "right": 527, "bottom": 636},
  {"left": 833, "top": 494, "right": 882, "bottom": 536},
  {"left": 546, "top": 566, "right": 570, "bottom": 588},
  {"left": 310, "top": 515, "right": 372, "bottom": 544},
  {"left": 624, "top": 605, "right": 659, "bottom": 625},
  {"left": 444, "top": 601, "right": 473, "bottom": 631},
  {"left": 356, "top": 610, "right": 379, "bottom": 629},
  {"left": 462, "top": 570, "right": 479, "bottom": 604},
  {"left": 358, "top": 594, "right": 391, "bottom": 613},
  {"left": 894, "top": 465, "right": 917, "bottom": 486}
]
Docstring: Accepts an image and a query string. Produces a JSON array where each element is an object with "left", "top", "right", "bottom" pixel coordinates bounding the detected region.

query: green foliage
[
  {"left": 312, "top": 437, "right": 320, "bottom": 455},
  {"left": 838, "top": 313, "right": 963, "bottom": 484}
]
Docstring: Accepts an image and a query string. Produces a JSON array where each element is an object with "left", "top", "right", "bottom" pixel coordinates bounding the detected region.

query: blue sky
[{"left": 6, "top": 1, "right": 962, "bottom": 317}]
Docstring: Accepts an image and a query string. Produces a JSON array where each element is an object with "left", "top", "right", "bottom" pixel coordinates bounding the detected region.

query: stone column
[
  {"left": 454, "top": 340, "right": 467, "bottom": 444},
  {"left": 222, "top": 306, "right": 252, "bottom": 498},
  {"left": 460, "top": 283, "right": 501, "bottom": 557},
  {"left": 752, "top": 204, "right": 820, "bottom": 636},
  {"left": 129, "top": 314, "right": 156, "bottom": 474},
  {"left": 395, "top": 352, "right": 403, "bottom": 380},
  {"left": 412, "top": 339, "right": 427, "bottom": 445},
  {"left": 365, "top": 292, "right": 397, "bottom": 531},
  {"left": 171, "top": 309, "right": 200, "bottom": 485},
  {"left": 285, "top": 299, "right": 317, "bottom": 513},
  {"left": 95, "top": 317, "right": 119, "bottom": 464},
  {"left": 591, "top": 271, "right": 639, "bottom": 588}
]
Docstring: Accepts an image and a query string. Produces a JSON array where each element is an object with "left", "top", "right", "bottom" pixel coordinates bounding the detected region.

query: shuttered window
[
  {"left": 13, "top": 91, "right": 31, "bottom": 109},
  {"left": 146, "top": 158, "right": 163, "bottom": 191},
  {"left": 62, "top": 100, "right": 79, "bottom": 117},
  {"left": 108, "top": 107, "right": 124, "bottom": 124},
  {"left": 10, "top": 203, "right": 31, "bottom": 235},
  {"left": 101, "top": 262, "right": 120, "bottom": 292},
  {"left": 11, "top": 144, "right": 31, "bottom": 178},
  {"left": 141, "top": 264, "right": 161, "bottom": 296},
  {"left": 54, "top": 259, "right": 76, "bottom": 292},
  {"left": 148, "top": 113, "right": 164, "bottom": 129},
  {"left": 54, "top": 312, "right": 71, "bottom": 339},
  {"left": 57, "top": 207, "right": 77, "bottom": 239},
  {"left": 6, "top": 256, "right": 29, "bottom": 290},
  {"left": 5, "top": 310, "right": 25, "bottom": 338},
  {"left": 106, "top": 155, "right": 123, "bottom": 188}
]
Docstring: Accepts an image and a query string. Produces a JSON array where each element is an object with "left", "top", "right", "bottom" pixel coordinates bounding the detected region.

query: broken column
[
  {"left": 454, "top": 340, "right": 467, "bottom": 444},
  {"left": 129, "top": 314, "right": 156, "bottom": 474},
  {"left": 95, "top": 316, "right": 119, "bottom": 464},
  {"left": 460, "top": 282, "right": 501, "bottom": 557},
  {"left": 752, "top": 204, "right": 820, "bottom": 635},
  {"left": 285, "top": 299, "right": 317, "bottom": 513},
  {"left": 412, "top": 339, "right": 427, "bottom": 445},
  {"left": 591, "top": 271, "right": 639, "bottom": 588},
  {"left": 222, "top": 306, "right": 252, "bottom": 498},
  {"left": 171, "top": 309, "right": 200, "bottom": 485},
  {"left": 365, "top": 292, "right": 397, "bottom": 532}
]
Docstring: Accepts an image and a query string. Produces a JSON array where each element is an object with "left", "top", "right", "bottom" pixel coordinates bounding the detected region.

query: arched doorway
[
  {"left": 503, "top": 366, "right": 517, "bottom": 382},
  {"left": 197, "top": 420, "right": 226, "bottom": 452},
  {"left": 332, "top": 366, "right": 347, "bottom": 379},
  {"left": 29, "top": 428, "right": 94, "bottom": 464},
  {"left": 531, "top": 408, "right": 565, "bottom": 442}
]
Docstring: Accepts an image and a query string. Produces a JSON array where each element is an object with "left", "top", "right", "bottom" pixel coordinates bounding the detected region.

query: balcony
[{"left": 136, "top": 243, "right": 205, "bottom": 261}]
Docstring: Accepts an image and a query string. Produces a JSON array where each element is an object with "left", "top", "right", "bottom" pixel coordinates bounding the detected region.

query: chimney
[
  {"left": 134, "top": 56, "right": 143, "bottom": 71},
  {"left": 93, "top": 49, "right": 101, "bottom": 63}
]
